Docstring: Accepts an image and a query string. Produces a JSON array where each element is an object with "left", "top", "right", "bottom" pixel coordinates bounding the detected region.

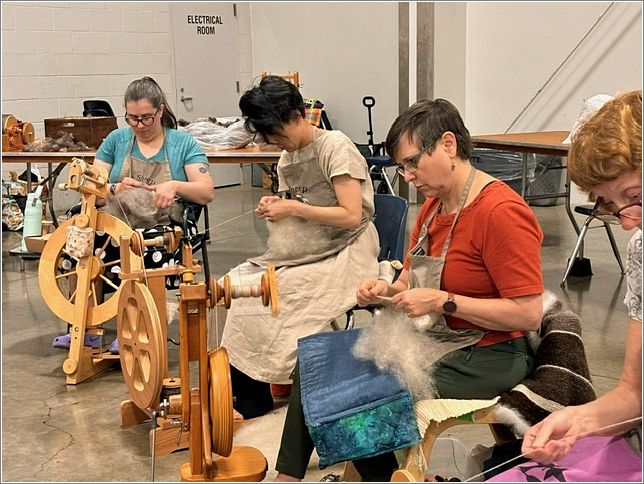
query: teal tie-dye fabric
[{"left": 298, "top": 330, "right": 421, "bottom": 468}]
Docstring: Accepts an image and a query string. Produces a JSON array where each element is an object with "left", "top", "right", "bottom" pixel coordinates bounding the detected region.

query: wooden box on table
[{"left": 44, "top": 116, "right": 118, "bottom": 149}]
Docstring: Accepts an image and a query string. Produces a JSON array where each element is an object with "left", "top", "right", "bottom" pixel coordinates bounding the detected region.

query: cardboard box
[
  {"left": 24, "top": 233, "right": 52, "bottom": 253},
  {"left": 44, "top": 116, "right": 118, "bottom": 149}
]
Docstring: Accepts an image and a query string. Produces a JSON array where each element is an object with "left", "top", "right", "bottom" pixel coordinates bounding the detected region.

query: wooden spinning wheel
[
  {"left": 39, "top": 213, "right": 141, "bottom": 326},
  {"left": 37, "top": 158, "right": 143, "bottom": 384},
  {"left": 118, "top": 280, "right": 167, "bottom": 411},
  {"left": 116, "top": 230, "right": 277, "bottom": 481}
]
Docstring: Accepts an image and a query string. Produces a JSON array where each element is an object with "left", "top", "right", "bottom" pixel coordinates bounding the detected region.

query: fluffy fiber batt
[
  {"left": 265, "top": 216, "right": 339, "bottom": 261},
  {"left": 352, "top": 291, "right": 562, "bottom": 402},
  {"left": 102, "top": 187, "right": 180, "bottom": 229},
  {"left": 352, "top": 308, "right": 440, "bottom": 401}
]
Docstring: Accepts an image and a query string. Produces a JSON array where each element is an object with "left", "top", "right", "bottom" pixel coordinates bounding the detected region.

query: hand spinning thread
[{"left": 464, "top": 416, "right": 643, "bottom": 482}]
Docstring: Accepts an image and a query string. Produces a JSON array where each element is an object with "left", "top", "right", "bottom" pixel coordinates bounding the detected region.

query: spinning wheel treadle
[
  {"left": 118, "top": 280, "right": 167, "bottom": 410},
  {"left": 39, "top": 212, "right": 141, "bottom": 326}
]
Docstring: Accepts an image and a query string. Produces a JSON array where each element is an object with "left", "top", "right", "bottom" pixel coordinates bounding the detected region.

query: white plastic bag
[
  {"left": 179, "top": 117, "right": 253, "bottom": 150},
  {"left": 564, "top": 94, "right": 614, "bottom": 144}
]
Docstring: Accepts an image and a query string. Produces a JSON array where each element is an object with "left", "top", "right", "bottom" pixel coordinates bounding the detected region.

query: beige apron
[
  {"left": 406, "top": 166, "right": 484, "bottom": 358},
  {"left": 221, "top": 129, "right": 380, "bottom": 383},
  {"left": 249, "top": 128, "right": 369, "bottom": 267},
  {"left": 117, "top": 128, "right": 182, "bottom": 221}
]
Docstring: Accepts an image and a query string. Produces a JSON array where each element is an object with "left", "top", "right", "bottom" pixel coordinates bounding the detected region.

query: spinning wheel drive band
[
  {"left": 38, "top": 213, "right": 141, "bottom": 326},
  {"left": 208, "top": 347, "right": 234, "bottom": 458},
  {"left": 117, "top": 280, "right": 167, "bottom": 410}
]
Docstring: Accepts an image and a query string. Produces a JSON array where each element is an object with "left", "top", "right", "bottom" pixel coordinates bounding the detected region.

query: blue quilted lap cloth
[{"left": 298, "top": 329, "right": 421, "bottom": 468}]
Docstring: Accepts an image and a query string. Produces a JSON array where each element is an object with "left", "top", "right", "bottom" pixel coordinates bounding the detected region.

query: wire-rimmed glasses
[{"left": 592, "top": 197, "right": 642, "bottom": 224}]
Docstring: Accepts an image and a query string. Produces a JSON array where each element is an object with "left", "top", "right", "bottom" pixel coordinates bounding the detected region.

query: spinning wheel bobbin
[{"left": 208, "top": 265, "right": 279, "bottom": 316}]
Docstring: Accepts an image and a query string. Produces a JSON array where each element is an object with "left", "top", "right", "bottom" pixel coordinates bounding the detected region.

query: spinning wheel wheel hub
[{"left": 86, "top": 256, "right": 104, "bottom": 280}]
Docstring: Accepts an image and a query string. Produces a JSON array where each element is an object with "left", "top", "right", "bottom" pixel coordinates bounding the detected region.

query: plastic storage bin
[
  {"left": 527, "top": 155, "right": 565, "bottom": 206},
  {"left": 471, "top": 149, "right": 536, "bottom": 196}
]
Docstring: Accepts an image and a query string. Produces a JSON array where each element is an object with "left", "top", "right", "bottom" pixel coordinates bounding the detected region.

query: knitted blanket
[{"left": 495, "top": 304, "right": 597, "bottom": 436}]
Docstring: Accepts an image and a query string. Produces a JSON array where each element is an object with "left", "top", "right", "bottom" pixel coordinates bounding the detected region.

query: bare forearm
[
  {"left": 174, "top": 180, "right": 214, "bottom": 204},
  {"left": 448, "top": 293, "right": 543, "bottom": 331},
  {"left": 290, "top": 202, "right": 361, "bottom": 229}
]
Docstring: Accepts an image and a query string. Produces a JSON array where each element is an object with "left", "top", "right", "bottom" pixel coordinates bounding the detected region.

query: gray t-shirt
[{"left": 624, "top": 229, "right": 642, "bottom": 322}]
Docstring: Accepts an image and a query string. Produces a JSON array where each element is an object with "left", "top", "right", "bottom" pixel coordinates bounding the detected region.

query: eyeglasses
[
  {"left": 395, "top": 146, "right": 431, "bottom": 177},
  {"left": 592, "top": 197, "right": 642, "bottom": 224},
  {"left": 124, "top": 110, "right": 159, "bottom": 127}
]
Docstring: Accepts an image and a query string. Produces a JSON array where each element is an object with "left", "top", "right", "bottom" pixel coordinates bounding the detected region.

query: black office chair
[
  {"left": 560, "top": 199, "right": 624, "bottom": 287},
  {"left": 83, "top": 100, "right": 115, "bottom": 117},
  {"left": 335, "top": 194, "right": 409, "bottom": 330}
]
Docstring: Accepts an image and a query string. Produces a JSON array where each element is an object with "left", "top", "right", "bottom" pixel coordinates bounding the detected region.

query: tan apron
[
  {"left": 406, "top": 166, "right": 484, "bottom": 357},
  {"left": 249, "top": 128, "right": 369, "bottom": 267},
  {"left": 116, "top": 128, "right": 182, "bottom": 221},
  {"left": 221, "top": 129, "right": 380, "bottom": 383}
]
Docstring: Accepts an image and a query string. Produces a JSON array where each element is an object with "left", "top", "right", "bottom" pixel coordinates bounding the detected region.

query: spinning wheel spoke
[
  {"left": 99, "top": 274, "right": 119, "bottom": 291},
  {"left": 69, "top": 288, "right": 77, "bottom": 303},
  {"left": 55, "top": 270, "right": 77, "bottom": 280},
  {"left": 96, "top": 236, "right": 112, "bottom": 258},
  {"left": 91, "top": 283, "right": 98, "bottom": 308},
  {"left": 103, "top": 259, "right": 121, "bottom": 267}
]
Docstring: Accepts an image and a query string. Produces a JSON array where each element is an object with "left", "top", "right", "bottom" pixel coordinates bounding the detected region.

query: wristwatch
[
  {"left": 109, "top": 183, "right": 117, "bottom": 195},
  {"left": 442, "top": 292, "right": 457, "bottom": 315}
]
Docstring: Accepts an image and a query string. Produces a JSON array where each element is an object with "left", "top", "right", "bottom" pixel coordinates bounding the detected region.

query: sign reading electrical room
[{"left": 186, "top": 15, "right": 224, "bottom": 35}]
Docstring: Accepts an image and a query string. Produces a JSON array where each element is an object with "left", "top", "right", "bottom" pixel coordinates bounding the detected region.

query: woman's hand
[
  {"left": 255, "top": 197, "right": 294, "bottom": 222},
  {"left": 356, "top": 279, "right": 390, "bottom": 307},
  {"left": 390, "top": 288, "right": 446, "bottom": 318},
  {"left": 255, "top": 195, "right": 281, "bottom": 214},
  {"left": 148, "top": 180, "right": 178, "bottom": 209},
  {"left": 521, "top": 407, "right": 583, "bottom": 464},
  {"left": 115, "top": 177, "right": 145, "bottom": 193}
]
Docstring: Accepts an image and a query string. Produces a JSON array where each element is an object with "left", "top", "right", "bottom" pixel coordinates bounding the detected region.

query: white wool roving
[
  {"left": 352, "top": 308, "right": 441, "bottom": 401},
  {"left": 265, "top": 216, "right": 339, "bottom": 261}
]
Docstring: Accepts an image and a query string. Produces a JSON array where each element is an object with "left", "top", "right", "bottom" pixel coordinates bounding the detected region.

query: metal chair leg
[
  {"left": 561, "top": 216, "right": 592, "bottom": 286},
  {"left": 603, "top": 222, "right": 625, "bottom": 274}
]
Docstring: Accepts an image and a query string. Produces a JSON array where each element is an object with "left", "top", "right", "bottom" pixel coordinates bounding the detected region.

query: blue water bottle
[{"left": 20, "top": 185, "right": 44, "bottom": 252}]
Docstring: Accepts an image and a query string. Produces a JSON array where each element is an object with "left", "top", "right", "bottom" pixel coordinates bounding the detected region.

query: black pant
[{"left": 230, "top": 365, "right": 274, "bottom": 419}]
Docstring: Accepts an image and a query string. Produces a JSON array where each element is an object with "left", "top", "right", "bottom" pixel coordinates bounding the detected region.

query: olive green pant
[{"left": 275, "top": 336, "right": 535, "bottom": 480}]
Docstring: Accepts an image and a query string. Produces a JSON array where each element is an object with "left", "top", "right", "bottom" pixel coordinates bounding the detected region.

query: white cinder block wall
[
  {"left": 2, "top": 2, "right": 177, "bottom": 139},
  {"left": 2, "top": 1, "right": 642, "bottom": 208},
  {"left": 1, "top": 1, "right": 253, "bottom": 203}
]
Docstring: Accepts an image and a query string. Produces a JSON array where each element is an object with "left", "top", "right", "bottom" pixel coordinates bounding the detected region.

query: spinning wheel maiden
[
  {"left": 38, "top": 159, "right": 141, "bottom": 384},
  {"left": 116, "top": 231, "right": 279, "bottom": 481}
]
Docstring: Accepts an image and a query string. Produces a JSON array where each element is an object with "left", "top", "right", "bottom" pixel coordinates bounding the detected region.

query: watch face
[{"left": 443, "top": 300, "right": 457, "bottom": 314}]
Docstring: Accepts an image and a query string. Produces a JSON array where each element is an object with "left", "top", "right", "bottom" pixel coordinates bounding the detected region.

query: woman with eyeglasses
[
  {"left": 96, "top": 76, "right": 213, "bottom": 206},
  {"left": 507, "top": 90, "right": 642, "bottom": 479},
  {"left": 273, "top": 98, "right": 545, "bottom": 482},
  {"left": 52, "top": 76, "right": 214, "bottom": 354}
]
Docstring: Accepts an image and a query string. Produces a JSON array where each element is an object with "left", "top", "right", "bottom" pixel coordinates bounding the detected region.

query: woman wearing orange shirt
[{"left": 274, "top": 98, "right": 545, "bottom": 482}]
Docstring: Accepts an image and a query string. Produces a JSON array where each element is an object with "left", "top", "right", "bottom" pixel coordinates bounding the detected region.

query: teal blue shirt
[{"left": 96, "top": 127, "right": 207, "bottom": 183}]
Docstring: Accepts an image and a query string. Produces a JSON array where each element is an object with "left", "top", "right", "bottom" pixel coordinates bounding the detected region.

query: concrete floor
[{"left": 1, "top": 173, "right": 634, "bottom": 482}]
